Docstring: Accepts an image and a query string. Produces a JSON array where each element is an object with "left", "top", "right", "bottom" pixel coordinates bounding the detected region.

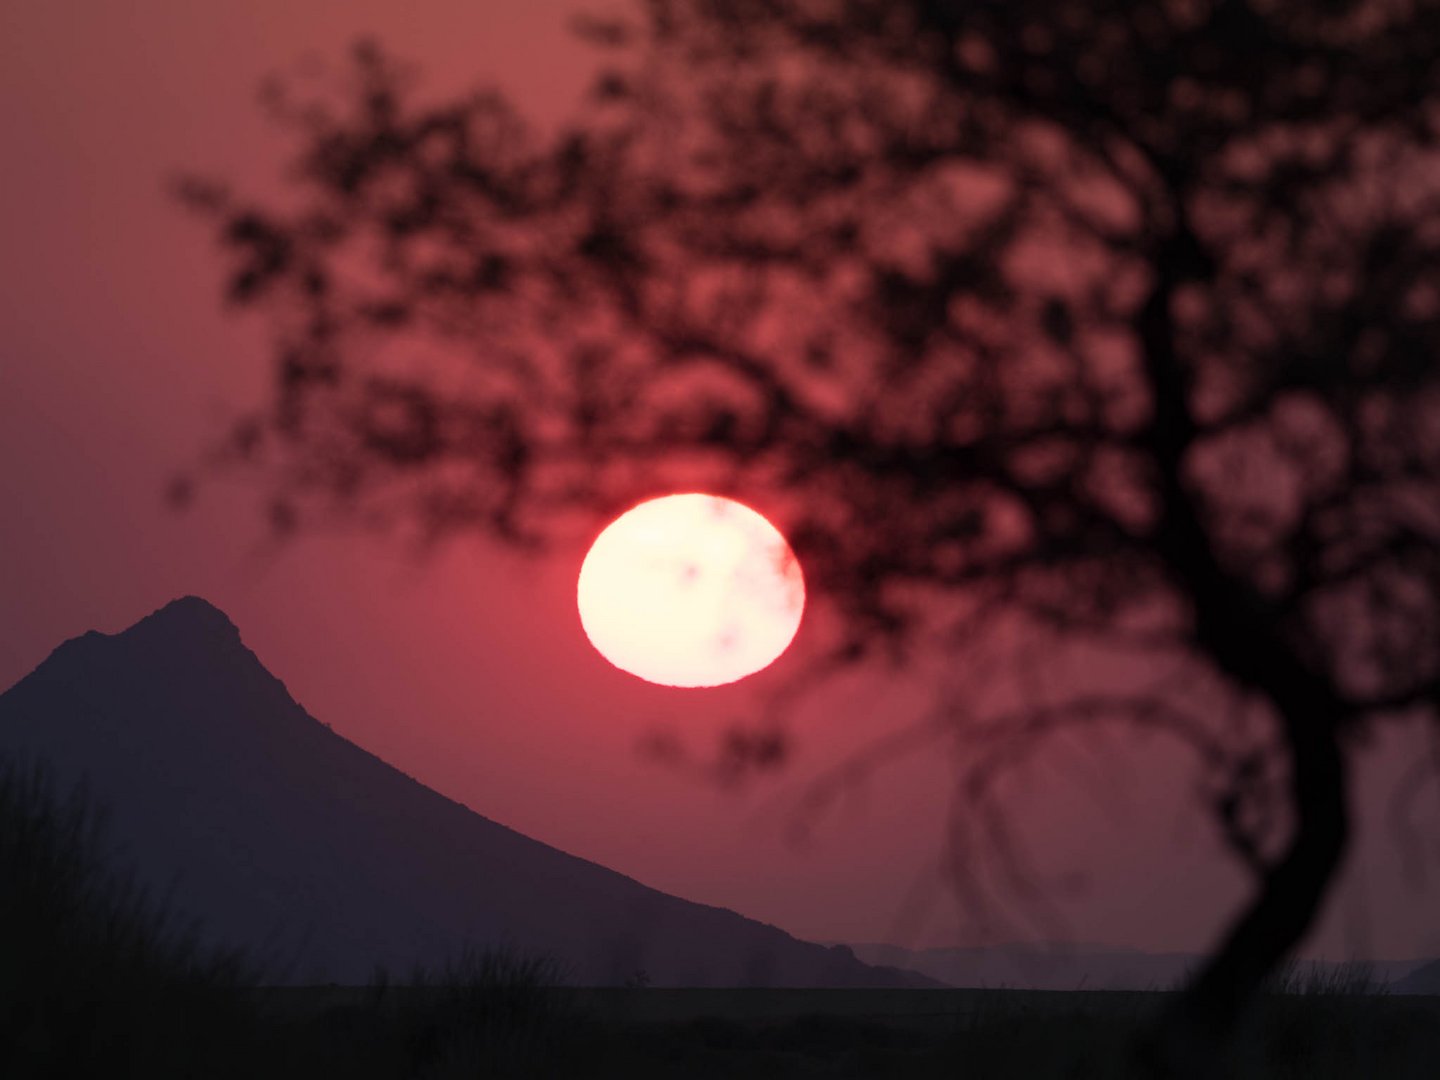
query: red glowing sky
[{"left": 1, "top": 1, "right": 1437, "bottom": 962}]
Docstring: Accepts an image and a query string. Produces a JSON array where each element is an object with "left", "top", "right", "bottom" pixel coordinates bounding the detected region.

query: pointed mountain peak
[
  {"left": 16, "top": 596, "right": 267, "bottom": 713},
  {"left": 25, "top": 597, "right": 248, "bottom": 682},
  {"left": 128, "top": 596, "right": 241, "bottom": 640}
]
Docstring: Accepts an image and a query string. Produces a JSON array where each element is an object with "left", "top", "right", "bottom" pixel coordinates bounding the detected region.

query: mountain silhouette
[
  {"left": 1394, "top": 959, "right": 1440, "bottom": 995},
  {"left": 0, "top": 597, "right": 931, "bottom": 988}
]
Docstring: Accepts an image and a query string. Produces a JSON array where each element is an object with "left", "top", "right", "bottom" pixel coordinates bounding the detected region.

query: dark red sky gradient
[{"left": 2, "top": 1, "right": 1437, "bottom": 962}]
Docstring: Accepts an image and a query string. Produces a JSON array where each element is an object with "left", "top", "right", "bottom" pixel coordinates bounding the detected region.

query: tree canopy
[{"left": 182, "top": 2, "right": 1440, "bottom": 1072}]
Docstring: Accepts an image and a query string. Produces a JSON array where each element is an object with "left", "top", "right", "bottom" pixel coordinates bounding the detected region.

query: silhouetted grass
[
  {"left": 255, "top": 950, "right": 581, "bottom": 1079},
  {"left": 383, "top": 947, "right": 577, "bottom": 1077},
  {"left": 3, "top": 756, "right": 1438, "bottom": 1078},
  {"left": 0, "top": 761, "right": 260, "bottom": 1079}
]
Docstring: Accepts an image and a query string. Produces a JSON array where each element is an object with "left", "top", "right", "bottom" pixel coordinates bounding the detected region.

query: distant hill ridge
[
  {"left": 848, "top": 942, "right": 1436, "bottom": 994},
  {"left": 0, "top": 597, "right": 932, "bottom": 989}
]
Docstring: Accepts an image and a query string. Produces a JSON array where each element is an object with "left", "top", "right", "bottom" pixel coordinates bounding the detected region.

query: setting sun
[{"left": 576, "top": 494, "right": 805, "bottom": 687}]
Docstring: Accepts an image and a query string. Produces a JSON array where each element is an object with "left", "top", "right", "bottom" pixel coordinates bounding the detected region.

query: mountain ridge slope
[{"left": 0, "top": 597, "right": 931, "bottom": 988}]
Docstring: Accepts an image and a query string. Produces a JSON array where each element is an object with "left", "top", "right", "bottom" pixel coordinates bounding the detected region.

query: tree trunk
[
  {"left": 1131, "top": 228, "right": 1354, "bottom": 1077},
  {"left": 1139, "top": 697, "right": 1350, "bottom": 1078}
]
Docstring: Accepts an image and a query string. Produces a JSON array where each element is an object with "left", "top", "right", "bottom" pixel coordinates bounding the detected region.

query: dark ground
[
  {"left": 6, "top": 761, "right": 1440, "bottom": 1078},
  {"left": 241, "top": 982, "right": 1440, "bottom": 1079}
]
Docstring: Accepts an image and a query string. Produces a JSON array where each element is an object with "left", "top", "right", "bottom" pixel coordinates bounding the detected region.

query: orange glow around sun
[{"left": 576, "top": 494, "right": 806, "bottom": 688}]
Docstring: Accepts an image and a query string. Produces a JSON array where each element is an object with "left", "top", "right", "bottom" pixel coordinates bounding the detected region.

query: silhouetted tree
[{"left": 180, "top": 2, "right": 1440, "bottom": 1073}]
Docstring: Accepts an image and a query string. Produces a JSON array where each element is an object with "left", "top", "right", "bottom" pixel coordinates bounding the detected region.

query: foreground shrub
[{"left": 0, "top": 761, "right": 258, "bottom": 1079}]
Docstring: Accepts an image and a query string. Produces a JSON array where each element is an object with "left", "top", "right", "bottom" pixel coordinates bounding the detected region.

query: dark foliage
[
  {"left": 0, "top": 762, "right": 258, "bottom": 1078},
  {"left": 179, "top": 1, "right": 1440, "bottom": 1073},
  {"left": 0, "top": 760, "right": 578, "bottom": 1077}
]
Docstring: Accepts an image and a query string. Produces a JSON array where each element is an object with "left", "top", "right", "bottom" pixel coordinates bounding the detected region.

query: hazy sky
[{"left": 2, "top": 1, "right": 1437, "bottom": 962}]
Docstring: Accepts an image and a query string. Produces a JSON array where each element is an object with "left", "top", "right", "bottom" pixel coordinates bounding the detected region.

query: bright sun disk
[{"left": 576, "top": 493, "right": 805, "bottom": 688}]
